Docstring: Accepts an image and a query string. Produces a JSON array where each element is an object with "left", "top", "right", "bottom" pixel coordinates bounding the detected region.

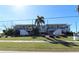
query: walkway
[
  {"left": 0, "top": 40, "right": 78, "bottom": 43},
  {"left": 0, "top": 40, "right": 46, "bottom": 43}
]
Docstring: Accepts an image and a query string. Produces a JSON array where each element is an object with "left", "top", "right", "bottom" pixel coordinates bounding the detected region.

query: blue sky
[{"left": 0, "top": 5, "right": 78, "bottom": 32}]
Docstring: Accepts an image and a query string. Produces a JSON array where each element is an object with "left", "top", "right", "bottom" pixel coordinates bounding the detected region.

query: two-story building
[{"left": 14, "top": 24, "right": 70, "bottom": 36}]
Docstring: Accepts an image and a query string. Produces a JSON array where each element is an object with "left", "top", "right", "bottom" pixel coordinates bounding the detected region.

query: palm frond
[
  {"left": 35, "top": 19, "right": 38, "bottom": 25},
  {"left": 41, "top": 16, "right": 44, "bottom": 19}
]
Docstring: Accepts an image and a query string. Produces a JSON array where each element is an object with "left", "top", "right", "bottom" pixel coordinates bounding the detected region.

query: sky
[{"left": 0, "top": 5, "right": 78, "bottom": 32}]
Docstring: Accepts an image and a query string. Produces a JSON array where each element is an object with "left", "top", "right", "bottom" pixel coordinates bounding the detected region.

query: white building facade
[{"left": 14, "top": 24, "right": 70, "bottom": 36}]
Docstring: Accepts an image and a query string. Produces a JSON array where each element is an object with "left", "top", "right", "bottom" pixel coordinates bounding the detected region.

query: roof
[{"left": 14, "top": 24, "right": 70, "bottom": 27}]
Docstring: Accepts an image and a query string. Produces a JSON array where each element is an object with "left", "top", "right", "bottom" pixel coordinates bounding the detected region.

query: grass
[
  {"left": 0, "top": 36, "right": 78, "bottom": 51},
  {"left": 0, "top": 42, "right": 78, "bottom": 51},
  {"left": 55, "top": 36, "right": 74, "bottom": 41},
  {"left": 0, "top": 36, "right": 46, "bottom": 40},
  {"left": 0, "top": 36, "right": 75, "bottom": 41}
]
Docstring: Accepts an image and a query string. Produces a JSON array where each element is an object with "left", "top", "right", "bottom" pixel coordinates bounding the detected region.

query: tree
[
  {"left": 3, "top": 28, "right": 15, "bottom": 36},
  {"left": 32, "top": 27, "right": 39, "bottom": 36},
  {"left": 35, "top": 16, "right": 45, "bottom": 33}
]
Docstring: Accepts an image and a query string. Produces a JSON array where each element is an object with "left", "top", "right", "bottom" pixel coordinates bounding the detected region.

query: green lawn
[
  {"left": 0, "top": 36, "right": 78, "bottom": 51},
  {"left": 0, "top": 42, "right": 78, "bottom": 51},
  {"left": 55, "top": 36, "right": 74, "bottom": 41},
  {"left": 0, "top": 36, "right": 46, "bottom": 40},
  {"left": 0, "top": 36, "right": 75, "bottom": 41}
]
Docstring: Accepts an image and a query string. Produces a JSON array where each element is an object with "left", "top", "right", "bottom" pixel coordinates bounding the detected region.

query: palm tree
[{"left": 35, "top": 16, "right": 45, "bottom": 33}]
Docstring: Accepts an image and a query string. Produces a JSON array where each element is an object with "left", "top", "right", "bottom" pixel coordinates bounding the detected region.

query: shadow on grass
[
  {"left": 31, "top": 35, "right": 40, "bottom": 39},
  {"left": 45, "top": 36, "right": 78, "bottom": 47},
  {"left": 32, "top": 36, "right": 37, "bottom": 39}
]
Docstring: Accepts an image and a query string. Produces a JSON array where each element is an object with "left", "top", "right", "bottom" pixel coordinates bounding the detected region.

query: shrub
[
  {"left": 3, "top": 28, "right": 16, "bottom": 36},
  {"left": 32, "top": 27, "right": 40, "bottom": 36},
  {"left": 65, "top": 32, "right": 73, "bottom": 36}
]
